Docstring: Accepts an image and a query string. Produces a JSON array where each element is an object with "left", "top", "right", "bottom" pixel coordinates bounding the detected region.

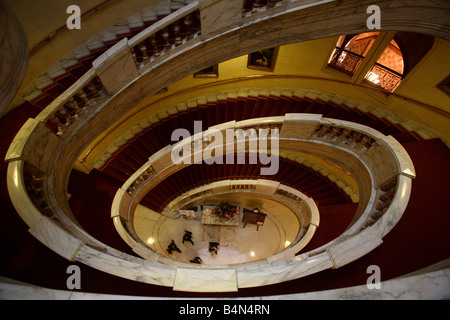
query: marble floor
[{"left": 133, "top": 197, "right": 301, "bottom": 265}]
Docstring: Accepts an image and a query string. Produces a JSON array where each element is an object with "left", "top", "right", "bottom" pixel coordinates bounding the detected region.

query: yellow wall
[
  {"left": 6, "top": 0, "right": 166, "bottom": 112},
  {"left": 78, "top": 35, "right": 450, "bottom": 173}
]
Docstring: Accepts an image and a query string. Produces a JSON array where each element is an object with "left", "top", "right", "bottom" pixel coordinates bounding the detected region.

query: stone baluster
[
  {"left": 351, "top": 132, "right": 362, "bottom": 147},
  {"left": 252, "top": 0, "right": 264, "bottom": 13},
  {"left": 267, "top": 0, "right": 278, "bottom": 9},
  {"left": 77, "top": 90, "right": 89, "bottom": 109},
  {"left": 127, "top": 185, "right": 135, "bottom": 195},
  {"left": 131, "top": 49, "right": 139, "bottom": 67},
  {"left": 65, "top": 98, "right": 80, "bottom": 121},
  {"left": 139, "top": 42, "right": 149, "bottom": 65},
  {"left": 93, "top": 77, "right": 106, "bottom": 98},
  {"left": 173, "top": 23, "right": 182, "bottom": 47},
  {"left": 142, "top": 169, "right": 151, "bottom": 180},
  {"left": 341, "top": 129, "right": 353, "bottom": 143},
  {"left": 151, "top": 35, "right": 160, "bottom": 58},
  {"left": 29, "top": 174, "right": 43, "bottom": 195},
  {"left": 358, "top": 135, "right": 370, "bottom": 150},
  {"left": 366, "top": 138, "right": 376, "bottom": 149},
  {"left": 195, "top": 11, "right": 201, "bottom": 35},
  {"left": 162, "top": 28, "right": 171, "bottom": 53},
  {"left": 67, "top": 97, "right": 80, "bottom": 111},
  {"left": 49, "top": 116, "right": 65, "bottom": 136},
  {"left": 316, "top": 125, "right": 325, "bottom": 137},
  {"left": 184, "top": 14, "right": 192, "bottom": 40},
  {"left": 60, "top": 97, "right": 80, "bottom": 121},
  {"left": 321, "top": 125, "right": 333, "bottom": 139},
  {"left": 329, "top": 126, "right": 342, "bottom": 140},
  {"left": 57, "top": 106, "right": 70, "bottom": 123},
  {"left": 86, "top": 82, "right": 99, "bottom": 102}
]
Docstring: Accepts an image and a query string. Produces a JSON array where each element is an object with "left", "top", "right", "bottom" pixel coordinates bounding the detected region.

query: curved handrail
[
  {"left": 113, "top": 178, "right": 320, "bottom": 266},
  {"left": 4, "top": 0, "right": 434, "bottom": 292},
  {"left": 108, "top": 113, "right": 415, "bottom": 286},
  {"left": 6, "top": 109, "right": 415, "bottom": 291}
]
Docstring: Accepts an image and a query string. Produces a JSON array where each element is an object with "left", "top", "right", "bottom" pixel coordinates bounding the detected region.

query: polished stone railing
[
  {"left": 126, "top": 166, "right": 156, "bottom": 195},
  {"left": 328, "top": 47, "right": 364, "bottom": 76},
  {"left": 5, "top": 112, "right": 415, "bottom": 291},
  {"left": 108, "top": 113, "right": 415, "bottom": 289},
  {"left": 3, "top": 1, "right": 208, "bottom": 260},
  {"left": 117, "top": 177, "right": 319, "bottom": 267},
  {"left": 26, "top": 2, "right": 201, "bottom": 141},
  {"left": 5, "top": 0, "right": 443, "bottom": 292},
  {"left": 130, "top": 9, "right": 201, "bottom": 69},
  {"left": 167, "top": 179, "right": 319, "bottom": 261},
  {"left": 46, "top": 75, "right": 108, "bottom": 137},
  {"left": 364, "top": 62, "right": 403, "bottom": 93}
]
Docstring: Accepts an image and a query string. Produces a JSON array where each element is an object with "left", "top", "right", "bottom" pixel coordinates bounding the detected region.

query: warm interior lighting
[{"left": 366, "top": 71, "right": 380, "bottom": 84}]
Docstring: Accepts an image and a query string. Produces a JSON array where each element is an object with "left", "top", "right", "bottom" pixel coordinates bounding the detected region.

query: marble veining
[
  {"left": 4, "top": 0, "right": 424, "bottom": 293},
  {"left": 1, "top": 267, "right": 448, "bottom": 299},
  {"left": 29, "top": 216, "right": 84, "bottom": 261}
]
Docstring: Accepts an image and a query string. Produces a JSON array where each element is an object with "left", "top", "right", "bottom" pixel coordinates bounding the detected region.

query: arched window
[
  {"left": 328, "top": 32, "right": 379, "bottom": 76},
  {"left": 364, "top": 39, "right": 404, "bottom": 92},
  {"left": 328, "top": 32, "right": 434, "bottom": 93}
]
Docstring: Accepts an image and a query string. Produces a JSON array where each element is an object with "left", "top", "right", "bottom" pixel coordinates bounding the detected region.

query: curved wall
[{"left": 5, "top": 0, "right": 443, "bottom": 294}]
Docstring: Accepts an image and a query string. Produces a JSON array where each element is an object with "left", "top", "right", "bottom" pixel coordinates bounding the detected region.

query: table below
[
  {"left": 242, "top": 208, "right": 267, "bottom": 231},
  {"left": 201, "top": 206, "right": 240, "bottom": 226}
]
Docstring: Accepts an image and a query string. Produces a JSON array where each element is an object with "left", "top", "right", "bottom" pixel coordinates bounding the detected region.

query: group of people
[
  {"left": 166, "top": 230, "right": 194, "bottom": 254},
  {"left": 166, "top": 230, "right": 220, "bottom": 264}
]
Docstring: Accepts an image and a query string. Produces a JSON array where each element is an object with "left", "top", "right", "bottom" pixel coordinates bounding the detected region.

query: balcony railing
[
  {"left": 328, "top": 47, "right": 364, "bottom": 76},
  {"left": 5, "top": 0, "right": 426, "bottom": 293},
  {"left": 364, "top": 63, "right": 403, "bottom": 93},
  {"left": 46, "top": 75, "right": 107, "bottom": 136},
  {"left": 130, "top": 10, "right": 201, "bottom": 69},
  {"left": 312, "top": 124, "right": 376, "bottom": 151}
]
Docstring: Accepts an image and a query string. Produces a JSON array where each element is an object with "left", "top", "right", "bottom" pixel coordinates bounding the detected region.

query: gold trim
[{"left": 326, "top": 248, "right": 339, "bottom": 269}]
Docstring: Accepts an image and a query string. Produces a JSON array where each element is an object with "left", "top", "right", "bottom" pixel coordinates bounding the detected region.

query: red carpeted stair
[
  {"left": 1, "top": 97, "right": 449, "bottom": 297},
  {"left": 140, "top": 159, "right": 350, "bottom": 213},
  {"left": 100, "top": 95, "right": 422, "bottom": 183}
]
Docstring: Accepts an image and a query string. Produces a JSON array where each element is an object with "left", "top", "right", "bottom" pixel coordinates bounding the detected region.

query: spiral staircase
[{"left": 1, "top": 0, "right": 450, "bottom": 299}]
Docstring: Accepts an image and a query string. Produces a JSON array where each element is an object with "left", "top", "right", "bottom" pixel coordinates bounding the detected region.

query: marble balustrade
[
  {"left": 7, "top": 108, "right": 415, "bottom": 291},
  {"left": 167, "top": 179, "right": 319, "bottom": 262},
  {"left": 46, "top": 78, "right": 107, "bottom": 137},
  {"left": 129, "top": 8, "right": 202, "bottom": 69},
  {"left": 6, "top": 111, "right": 413, "bottom": 292},
  {"left": 5, "top": 3, "right": 210, "bottom": 243},
  {"left": 113, "top": 178, "right": 319, "bottom": 268},
  {"left": 5, "top": 0, "right": 436, "bottom": 292},
  {"left": 106, "top": 114, "right": 415, "bottom": 290},
  {"left": 5, "top": 115, "right": 415, "bottom": 291}
]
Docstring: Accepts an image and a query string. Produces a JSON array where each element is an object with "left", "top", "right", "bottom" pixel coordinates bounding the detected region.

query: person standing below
[
  {"left": 190, "top": 256, "right": 203, "bottom": 264},
  {"left": 209, "top": 242, "right": 219, "bottom": 255},
  {"left": 167, "top": 239, "right": 181, "bottom": 254},
  {"left": 182, "top": 230, "right": 194, "bottom": 245}
]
